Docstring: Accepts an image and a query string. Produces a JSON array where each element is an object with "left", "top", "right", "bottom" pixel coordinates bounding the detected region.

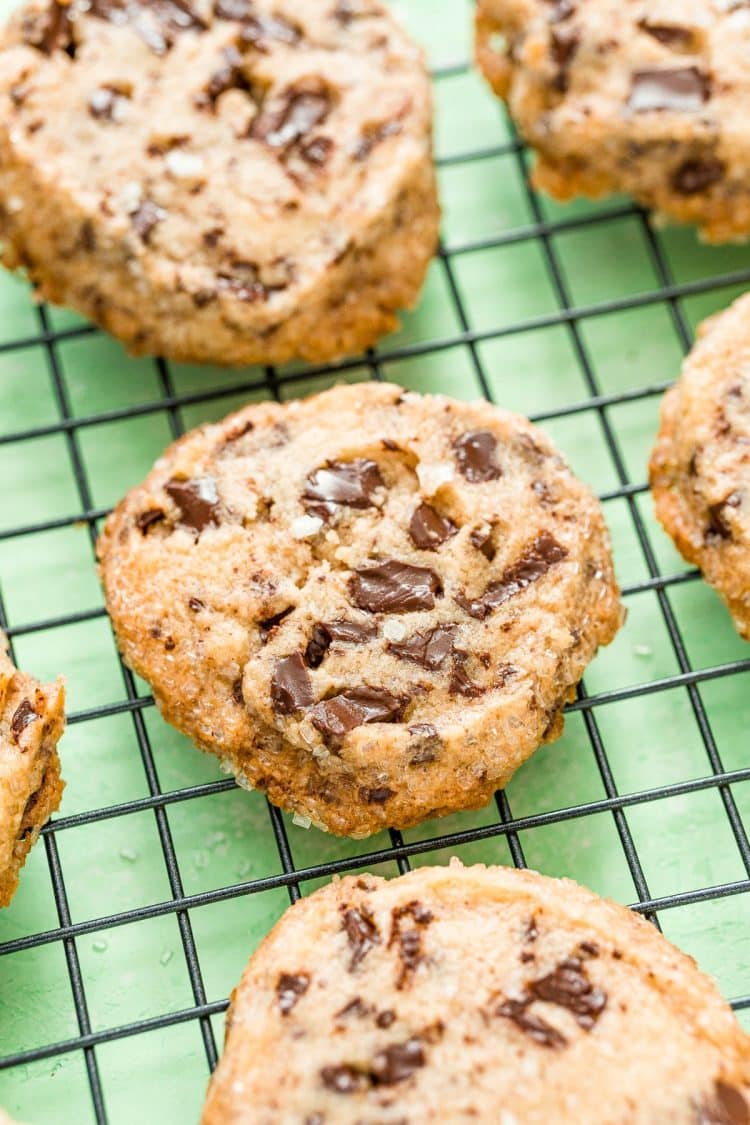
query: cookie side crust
[
  {"left": 0, "top": 0, "right": 439, "bottom": 364},
  {"left": 476, "top": 0, "right": 750, "bottom": 243},
  {"left": 0, "top": 640, "right": 65, "bottom": 907},
  {"left": 98, "top": 382, "right": 622, "bottom": 837},
  {"left": 202, "top": 862, "right": 750, "bottom": 1123},
  {"left": 651, "top": 292, "right": 750, "bottom": 638}
]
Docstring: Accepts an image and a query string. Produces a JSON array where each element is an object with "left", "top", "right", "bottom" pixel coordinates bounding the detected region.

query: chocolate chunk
[
  {"left": 305, "top": 620, "right": 377, "bottom": 667},
  {"left": 409, "top": 722, "right": 438, "bottom": 739},
  {"left": 11, "top": 699, "right": 37, "bottom": 740},
  {"left": 188, "top": 597, "right": 205, "bottom": 611},
  {"left": 706, "top": 492, "right": 742, "bottom": 542},
  {"left": 240, "top": 10, "right": 301, "bottom": 48},
  {"left": 628, "top": 67, "right": 710, "bottom": 113},
  {"left": 353, "top": 119, "right": 402, "bottom": 161},
  {"left": 530, "top": 957, "right": 606, "bottom": 1030},
  {"left": 376, "top": 1009, "right": 396, "bottom": 1028},
  {"left": 387, "top": 624, "right": 457, "bottom": 671},
  {"left": 131, "top": 200, "right": 167, "bottom": 243},
  {"left": 251, "top": 82, "right": 332, "bottom": 151},
  {"left": 213, "top": 0, "right": 252, "bottom": 18},
  {"left": 370, "top": 1039, "right": 425, "bottom": 1085},
  {"left": 320, "top": 1065, "right": 367, "bottom": 1095},
  {"left": 335, "top": 996, "right": 370, "bottom": 1020},
  {"left": 408, "top": 722, "right": 440, "bottom": 766},
  {"left": 449, "top": 652, "right": 484, "bottom": 698},
  {"left": 300, "top": 135, "right": 334, "bottom": 166},
  {"left": 389, "top": 902, "right": 433, "bottom": 989},
  {"left": 351, "top": 560, "right": 441, "bottom": 614},
  {"left": 259, "top": 606, "right": 294, "bottom": 643},
  {"left": 550, "top": 26, "right": 579, "bottom": 91},
  {"left": 700, "top": 1081, "right": 750, "bottom": 1125},
  {"left": 638, "top": 19, "right": 694, "bottom": 47},
  {"left": 232, "top": 678, "right": 244, "bottom": 705},
  {"left": 303, "top": 460, "right": 383, "bottom": 516},
  {"left": 27, "top": 0, "right": 74, "bottom": 54},
  {"left": 342, "top": 905, "right": 380, "bottom": 969},
  {"left": 454, "top": 431, "right": 502, "bottom": 482},
  {"left": 496, "top": 997, "right": 567, "bottom": 1049},
  {"left": 199, "top": 45, "right": 249, "bottom": 105},
  {"left": 216, "top": 262, "right": 269, "bottom": 303},
  {"left": 408, "top": 503, "right": 457, "bottom": 551},
  {"left": 88, "top": 86, "right": 128, "bottom": 121},
  {"left": 456, "top": 532, "right": 567, "bottom": 619},
  {"left": 276, "top": 972, "right": 309, "bottom": 1015},
  {"left": 89, "top": 0, "right": 205, "bottom": 54},
  {"left": 578, "top": 940, "right": 599, "bottom": 957},
  {"left": 470, "top": 525, "right": 496, "bottom": 561},
  {"left": 672, "top": 157, "right": 725, "bottom": 195},
  {"left": 271, "top": 654, "right": 314, "bottom": 715},
  {"left": 360, "top": 786, "right": 394, "bottom": 803},
  {"left": 165, "top": 476, "right": 220, "bottom": 531},
  {"left": 310, "top": 688, "right": 405, "bottom": 738},
  {"left": 525, "top": 916, "right": 539, "bottom": 943},
  {"left": 135, "top": 508, "right": 166, "bottom": 534}
]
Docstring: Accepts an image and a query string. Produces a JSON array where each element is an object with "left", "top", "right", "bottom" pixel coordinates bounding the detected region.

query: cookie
[
  {"left": 650, "top": 293, "right": 750, "bottom": 638},
  {"left": 97, "top": 382, "right": 621, "bottom": 838},
  {"left": 476, "top": 0, "right": 750, "bottom": 243},
  {"left": 201, "top": 860, "right": 750, "bottom": 1124},
  {"left": 0, "top": 0, "right": 438, "bottom": 366},
  {"left": 0, "top": 635, "right": 65, "bottom": 908}
]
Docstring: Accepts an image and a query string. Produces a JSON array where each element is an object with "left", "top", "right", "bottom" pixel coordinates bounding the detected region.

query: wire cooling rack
[{"left": 1, "top": 2, "right": 750, "bottom": 1121}]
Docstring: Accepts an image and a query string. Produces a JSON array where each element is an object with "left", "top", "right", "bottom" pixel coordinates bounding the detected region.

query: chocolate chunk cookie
[
  {"left": 476, "top": 0, "right": 750, "bottom": 243},
  {"left": 201, "top": 861, "right": 750, "bottom": 1123},
  {"left": 0, "top": 0, "right": 438, "bottom": 365},
  {"left": 98, "top": 383, "right": 621, "bottom": 837},
  {"left": 0, "top": 634, "right": 65, "bottom": 907},
  {"left": 651, "top": 293, "right": 750, "bottom": 638}
]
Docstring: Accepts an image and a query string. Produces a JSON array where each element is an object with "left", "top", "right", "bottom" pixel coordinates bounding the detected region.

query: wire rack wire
[{"left": 1, "top": 7, "right": 750, "bottom": 1121}]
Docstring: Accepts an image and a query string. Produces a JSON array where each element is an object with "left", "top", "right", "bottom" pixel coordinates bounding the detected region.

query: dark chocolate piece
[
  {"left": 699, "top": 1081, "right": 750, "bottom": 1125},
  {"left": 305, "top": 620, "right": 377, "bottom": 667},
  {"left": 351, "top": 560, "right": 441, "bottom": 614},
  {"left": 342, "top": 905, "right": 380, "bottom": 969},
  {"left": 456, "top": 532, "right": 567, "bottom": 619},
  {"left": 387, "top": 624, "right": 456, "bottom": 671},
  {"left": 408, "top": 503, "right": 458, "bottom": 551},
  {"left": 27, "top": 0, "right": 74, "bottom": 54},
  {"left": 449, "top": 653, "right": 484, "bottom": 698},
  {"left": 376, "top": 1009, "right": 396, "bottom": 1028},
  {"left": 454, "top": 430, "right": 502, "bottom": 482},
  {"left": 353, "top": 118, "right": 402, "bottom": 161},
  {"left": 370, "top": 1038, "right": 425, "bottom": 1085},
  {"left": 131, "top": 200, "right": 167, "bottom": 243},
  {"left": 638, "top": 19, "right": 694, "bottom": 47},
  {"left": 320, "top": 1065, "right": 367, "bottom": 1094},
  {"left": 89, "top": 0, "right": 205, "bottom": 55},
  {"left": 310, "top": 688, "right": 405, "bottom": 737},
  {"left": 469, "top": 525, "right": 496, "bottom": 561},
  {"left": 88, "top": 86, "right": 129, "bottom": 121},
  {"left": 259, "top": 606, "right": 294, "bottom": 643},
  {"left": 706, "top": 492, "right": 742, "bottom": 542},
  {"left": 529, "top": 957, "right": 607, "bottom": 1030},
  {"left": 271, "top": 653, "right": 314, "bottom": 714},
  {"left": 628, "top": 67, "right": 710, "bottom": 113},
  {"left": 496, "top": 997, "right": 567, "bottom": 1049},
  {"left": 135, "top": 508, "right": 166, "bottom": 534},
  {"left": 360, "top": 786, "right": 395, "bottom": 803},
  {"left": 276, "top": 972, "right": 309, "bottom": 1015},
  {"left": 389, "top": 901, "right": 433, "bottom": 989},
  {"left": 165, "top": 476, "right": 220, "bottom": 531},
  {"left": 11, "top": 699, "right": 37, "bottom": 740},
  {"left": 672, "top": 157, "right": 725, "bottom": 195},
  {"left": 251, "top": 82, "right": 332, "bottom": 153},
  {"left": 303, "top": 460, "right": 383, "bottom": 515},
  {"left": 232, "top": 678, "right": 244, "bottom": 705}
]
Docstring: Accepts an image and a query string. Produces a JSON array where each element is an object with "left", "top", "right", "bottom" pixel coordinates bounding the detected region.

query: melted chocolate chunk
[
  {"left": 271, "top": 653, "right": 314, "bottom": 714},
  {"left": 354, "top": 118, "right": 402, "bottom": 161},
  {"left": 351, "top": 561, "right": 441, "bottom": 614},
  {"left": 135, "top": 507, "right": 166, "bottom": 534},
  {"left": 342, "top": 905, "right": 380, "bottom": 969},
  {"left": 232, "top": 678, "right": 244, "bottom": 705},
  {"left": 672, "top": 157, "right": 725, "bottom": 195},
  {"left": 700, "top": 1082, "right": 750, "bottom": 1125},
  {"left": 165, "top": 476, "right": 220, "bottom": 531},
  {"left": 550, "top": 26, "right": 579, "bottom": 91},
  {"left": 530, "top": 957, "right": 606, "bottom": 1030},
  {"left": 449, "top": 652, "right": 484, "bottom": 698},
  {"left": 628, "top": 67, "right": 710, "bottom": 113},
  {"left": 360, "top": 786, "right": 395, "bottom": 804},
  {"left": 336, "top": 996, "right": 370, "bottom": 1020},
  {"left": 387, "top": 624, "right": 456, "bottom": 671},
  {"left": 706, "top": 492, "right": 742, "bottom": 542},
  {"left": 259, "top": 606, "right": 294, "bottom": 643},
  {"left": 90, "top": 0, "right": 205, "bottom": 54},
  {"left": 496, "top": 997, "right": 567, "bottom": 1048},
  {"left": 188, "top": 597, "right": 205, "bottom": 611},
  {"left": 454, "top": 431, "right": 501, "bottom": 482},
  {"left": 25, "top": 0, "right": 74, "bottom": 54},
  {"left": 88, "top": 86, "right": 129, "bottom": 121},
  {"left": 276, "top": 972, "right": 309, "bottom": 1015},
  {"left": 638, "top": 19, "right": 694, "bottom": 47},
  {"left": 320, "top": 1065, "right": 367, "bottom": 1095},
  {"left": 11, "top": 699, "right": 37, "bottom": 740},
  {"left": 457, "top": 532, "right": 567, "bottom": 619},
  {"left": 300, "top": 135, "right": 334, "bottom": 166},
  {"left": 198, "top": 45, "right": 250, "bottom": 105},
  {"left": 310, "top": 687, "right": 405, "bottom": 738},
  {"left": 251, "top": 82, "right": 332, "bottom": 154},
  {"left": 389, "top": 902, "right": 433, "bottom": 989},
  {"left": 370, "top": 1039, "right": 425, "bottom": 1085},
  {"left": 131, "top": 200, "right": 167, "bottom": 243},
  {"left": 303, "top": 460, "right": 383, "bottom": 516},
  {"left": 408, "top": 504, "right": 458, "bottom": 551},
  {"left": 376, "top": 1009, "right": 396, "bottom": 1028},
  {"left": 470, "top": 524, "right": 496, "bottom": 562},
  {"left": 239, "top": 10, "right": 300, "bottom": 48},
  {"left": 216, "top": 261, "right": 273, "bottom": 303},
  {"left": 305, "top": 620, "right": 377, "bottom": 667}
]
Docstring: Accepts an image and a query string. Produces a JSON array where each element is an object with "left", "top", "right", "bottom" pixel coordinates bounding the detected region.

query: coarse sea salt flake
[
  {"left": 291, "top": 514, "right": 324, "bottom": 539},
  {"left": 293, "top": 813, "right": 312, "bottom": 830},
  {"left": 417, "top": 461, "right": 454, "bottom": 494},
  {"left": 165, "top": 150, "right": 205, "bottom": 179},
  {"left": 117, "top": 180, "right": 142, "bottom": 214},
  {"left": 382, "top": 618, "right": 407, "bottom": 641}
]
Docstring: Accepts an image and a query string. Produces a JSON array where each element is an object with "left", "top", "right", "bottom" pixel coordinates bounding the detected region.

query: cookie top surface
[
  {"left": 0, "top": 636, "right": 65, "bottom": 907},
  {"left": 476, "top": 0, "right": 750, "bottom": 241},
  {"left": 0, "top": 0, "right": 432, "bottom": 320},
  {"left": 98, "top": 383, "right": 621, "bottom": 836},
  {"left": 651, "top": 293, "right": 750, "bottom": 637},
  {"left": 201, "top": 862, "right": 750, "bottom": 1124}
]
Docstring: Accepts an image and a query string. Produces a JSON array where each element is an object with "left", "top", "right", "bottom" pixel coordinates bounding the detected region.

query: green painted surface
[{"left": 0, "top": 1, "right": 749, "bottom": 1121}]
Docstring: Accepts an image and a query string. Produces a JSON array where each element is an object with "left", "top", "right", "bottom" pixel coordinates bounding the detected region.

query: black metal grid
[{"left": 1, "top": 30, "right": 750, "bottom": 1124}]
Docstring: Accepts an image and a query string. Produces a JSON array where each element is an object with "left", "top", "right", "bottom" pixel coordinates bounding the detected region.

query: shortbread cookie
[
  {"left": 476, "top": 0, "right": 750, "bottom": 243},
  {"left": 651, "top": 293, "right": 750, "bottom": 638},
  {"left": 0, "top": 0, "right": 438, "bottom": 365},
  {"left": 0, "top": 635, "right": 65, "bottom": 907},
  {"left": 202, "top": 861, "right": 750, "bottom": 1123},
  {"left": 98, "top": 383, "right": 621, "bottom": 837}
]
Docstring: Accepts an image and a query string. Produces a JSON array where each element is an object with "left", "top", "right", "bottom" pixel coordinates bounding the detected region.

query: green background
[{"left": 1, "top": 1, "right": 750, "bottom": 1121}]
